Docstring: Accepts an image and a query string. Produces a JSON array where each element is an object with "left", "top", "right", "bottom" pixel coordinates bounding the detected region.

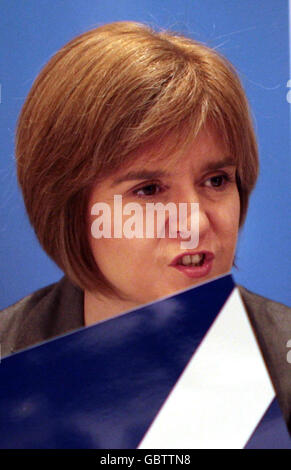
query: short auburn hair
[{"left": 16, "top": 21, "right": 259, "bottom": 292}]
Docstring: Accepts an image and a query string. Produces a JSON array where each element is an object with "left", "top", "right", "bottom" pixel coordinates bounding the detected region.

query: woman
[{"left": 0, "top": 21, "right": 290, "bottom": 432}]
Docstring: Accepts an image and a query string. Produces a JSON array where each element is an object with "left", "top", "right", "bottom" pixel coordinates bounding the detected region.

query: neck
[{"left": 84, "top": 289, "right": 139, "bottom": 326}]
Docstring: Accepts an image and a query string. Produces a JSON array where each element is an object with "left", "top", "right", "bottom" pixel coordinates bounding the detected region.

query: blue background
[{"left": 0, "top": 0, "right": 290, "bottom": 308}]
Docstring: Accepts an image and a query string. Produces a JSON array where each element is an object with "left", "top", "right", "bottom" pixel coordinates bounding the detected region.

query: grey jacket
[{"left": 0, "top": 276, "right": 290, "bottom": 433}]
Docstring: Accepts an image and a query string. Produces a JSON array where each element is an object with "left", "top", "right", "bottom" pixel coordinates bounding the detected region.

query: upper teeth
[{"left": 179, "top": 254, "right": 204, "bottom": 266}]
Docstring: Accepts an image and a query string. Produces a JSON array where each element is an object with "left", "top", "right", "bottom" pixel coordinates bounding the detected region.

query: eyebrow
[
  {"left": 111, "top": 169, "right": 170, "bottom": 186},
  {"left": 201, "top": 156, "right": 236, "bottom": 172},
  {"left": 111, "top": 157, "right": 236, "bottom": 187}
]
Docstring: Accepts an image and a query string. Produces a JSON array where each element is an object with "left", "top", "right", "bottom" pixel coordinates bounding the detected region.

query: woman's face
[{"left": 87, "top": 126, "right": 240, "bottom": 309}]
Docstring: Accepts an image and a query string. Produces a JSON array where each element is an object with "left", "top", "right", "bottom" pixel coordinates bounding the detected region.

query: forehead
[{"left": 112, "top": 126, "right": 232, "bottom": 181}]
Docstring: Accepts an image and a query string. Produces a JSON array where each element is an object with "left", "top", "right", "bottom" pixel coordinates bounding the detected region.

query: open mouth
[
  {"left": 176, "top": 253, "right": 205, "bottom": 267},
  {"left": 170, "top": 251, "right": 214, "bottom": 279}
]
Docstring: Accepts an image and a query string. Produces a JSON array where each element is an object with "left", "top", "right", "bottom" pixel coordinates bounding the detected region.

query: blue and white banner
[{"left": 0, "top": 275, "right": 289, "bottom": 448}]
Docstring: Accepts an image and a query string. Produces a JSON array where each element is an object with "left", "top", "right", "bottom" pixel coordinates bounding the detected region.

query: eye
[
  {"left": 133, "top": 183, "right": 164, "bottom": 197},
  {"left": 204, "top": 174, "right": 230, "bottom": 189}
]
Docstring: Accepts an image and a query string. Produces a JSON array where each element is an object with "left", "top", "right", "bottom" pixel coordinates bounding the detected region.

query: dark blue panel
[
  {"left": 0, "top": 275, "right": 234, "bottom": 449},
  {"left": 245, "top": 398, "right": 291, "bottom": 449}
]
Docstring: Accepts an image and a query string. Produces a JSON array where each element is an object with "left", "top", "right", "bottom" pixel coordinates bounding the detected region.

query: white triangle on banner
[{"left": 138, "top": 288, "right": 275, "bottom": 449}]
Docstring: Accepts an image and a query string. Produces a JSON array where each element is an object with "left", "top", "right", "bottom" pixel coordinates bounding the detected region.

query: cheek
[
  {"left": 89, "top": 235, "right": 156, "bottom": 280},
  {"left": 88, "top": 198, "right": 158, "bottom": 271},
  {"left": 224, "top": 192, "right": 240, "bottom": 247},
  {"left": 215, "top": 191, "right": 240, "bottom": 240},
  {"left": 232, "top": 190, "right": 241, "bottom": 229}
]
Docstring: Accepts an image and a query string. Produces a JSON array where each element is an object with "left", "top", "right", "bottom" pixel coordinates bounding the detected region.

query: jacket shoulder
[
  {"left": 239, "top": 286, "right": 291, "bottom": 320},
  {"left": 238, "top": 286, "right": 291, "bottom": 433},
  {"left": 0, "top": 277, "right": 84, "bottom": 357}
]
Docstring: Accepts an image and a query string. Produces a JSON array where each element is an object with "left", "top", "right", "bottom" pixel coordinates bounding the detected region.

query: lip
[{"left": 169, "top": 251, "right": 215, "bottom": 279}]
